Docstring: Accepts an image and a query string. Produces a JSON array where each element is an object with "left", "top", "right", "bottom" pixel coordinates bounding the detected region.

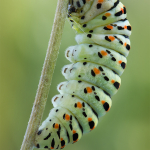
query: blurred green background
[{"left": 0, "top": 0, "right": 149, "bottom": 150}]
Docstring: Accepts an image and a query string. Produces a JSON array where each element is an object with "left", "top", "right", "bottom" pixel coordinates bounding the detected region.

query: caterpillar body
[{"left": 35, "top": 0, "right": 132, "bottom": 149}]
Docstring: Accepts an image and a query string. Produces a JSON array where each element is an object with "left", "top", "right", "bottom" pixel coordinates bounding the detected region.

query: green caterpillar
[{"left": 35, "top": 0, "right": 132, "bottom": 149}]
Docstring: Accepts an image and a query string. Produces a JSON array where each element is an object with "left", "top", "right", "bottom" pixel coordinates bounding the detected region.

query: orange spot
[
  {"left": 111, "top": 80, "right": 115, "bottom": 84},
  {"left": 65, "top": 114, "right": 70, "bottom": 121},
  {"left": 101, "top": 50, "right": 108, "bottom": 56},
  {"left": 73, "top": 139, "right": 78, "bottom": 143},
  {"left": 101, "top": 100, "right": 105, "bottom": 105},
  {"left": 98, "top": 0, "right": 104, "bottom": 2},
  {"left": 124, "top": 43, "right": 127, "bottom": 46},
  {"left": 109, "top": 36, "right": 115, "bottom": 41},
  {"left": 93, "top": 68, "right": 100, "bottom": 75},
  {"left": 55, "top": 123, "right": 59, "bottom": 129},
  {"left": 73, "top": 130, "right": 76, "bottom": 134},
  {"left": 87, "top": 87, "right": 92, "bottom": 93},
  {"left": 105, "top": 13, "right": 111, "bottom": 17},
  {"left": 91, "top": 126, "right": 95, "bottom": 130},
  {"left": 107, "top": 108, "right": 110, "bottom": 112},
  {"left": 51, "top": 147, "right": 54, "bottom": 149},
  {"left": 106, "top": 25, "right": 113, "bottom": 30},
  {"left": 88, "top": 118, "right": 92, "bottom": 122},
  {"left": 60, "top": 138, "right": 63, "bottom": 141},
  {"left": 118, "top": 60, "right": 122, "bottom": 64},
  {"left": 77, "top": 102, "right": 82, "bottom": 108},
  {"left": 121, "top": 8, "right": 124, "bottom": 14},
  {"left": 124, "top": 25, "right": 127, "bottom": 29},
  {"left": 61, "top": 145, "right": 65, "bottom": 149}
]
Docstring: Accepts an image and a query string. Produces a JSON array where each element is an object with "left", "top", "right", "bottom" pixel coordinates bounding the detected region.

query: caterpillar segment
[{"left": 35, "top": 0, "right": 132, "bottom": 149}]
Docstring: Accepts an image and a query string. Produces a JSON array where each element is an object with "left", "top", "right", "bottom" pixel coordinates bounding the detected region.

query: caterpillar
[{"left": 35, "top": 0, "right": 132, "bottom": 149}]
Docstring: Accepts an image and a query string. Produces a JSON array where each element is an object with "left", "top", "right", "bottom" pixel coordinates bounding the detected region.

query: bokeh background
[{"left": 0, "top": 0, "right": 149, "bottom": 150}]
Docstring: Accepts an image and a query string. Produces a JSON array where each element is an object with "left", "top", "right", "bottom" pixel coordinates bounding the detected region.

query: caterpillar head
[{"left": 68, "top": 0, "right": 85, "bottom": 15}]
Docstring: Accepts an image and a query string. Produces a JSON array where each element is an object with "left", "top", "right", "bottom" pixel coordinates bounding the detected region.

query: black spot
[
  {"left": 102, "top": 16, "right": 107, "bottom": 20},
  {"left": 102, "top": 73, "right": 105, "bottom": 75},
  {"left": 98, "top": 52, "right": 103, "bottom": 58},
  {"left": 104, "top": 76, "right": 109, "bottom": 81},
  {"left": 115, "top": 11, "right": 123, "bottom": 17},
  {"left": 81, "top": 16, "right": 85, "bottom": 19},
  {"left": 105, "top": 36, "right": 111, "bottom": 42},
  {"left": 44, "top": 133, "right": 51, "bottom": 140},
  {"left": 57, "top": 130, "right": 60, "bottom": 139},
  {"left": 44, "top": 146, "right": 48, "bottom": 148},
  {"left": 127, "top": 26, "right": 131, "bottom": 31},
  {"left": 83, "top": 62, "right": 87, "bottom": 65},
  {"left": 119, "top": 41, "right": 123, "bottom": 45},
  {"left": 95, "top": 96, "right": 100, "bottom": 101},
  {"left": 46, "top": 128, "right": 48, "bottom": 130},
  {"left": 56, "top": 109, "right": 59, "bottom": 112},
  {"left": 82, "top": 102, "right": 85, "bottom": 107},
  {"left": 104, "top": 26, "right": 111, "bottom": 30},
  {"left": 87, "top": 34, "right": 92, "bottom": 38},
  {"left": 76, "top": 1, "right": 81, "bottom": 7},
  {"left": 84, "top": 58, "right": 87, "bottom": 59},
  {"left": 67, "top": 131, "right": 70, "bottom": 143},
  {"left": 97, "top": 3, "right": 102, "bottom": 9},
  {"left": 63, "top": 114, "right": 65, "bottom": 120},
  {"left": 72, "top": 95, "right": 75, "bottom": 97},
  {"left": 103, "top": 90, "right": 111, "bottom": 98},
  {"left": 108, "top": 0, "right": 119, "bottom": 11},
  {"left": 56, "top": 145, "right": 59, "bottom": 149},
  {"left": 83, "top": 24, "right": 87, "bottom": 27},
  {"left": 74, "top": 103, "right": 77, "bottom": 108},
  {"left": 84, "top": 88, "right": 87, "bottom": 94},
  {"left": 103, "top": 102, "right": 109, "bottom": 111},
  {"left": 89, "top": 121, "right": 95, "bottom": 129},
  {"left": 112, "top": 70, "right": 118, "bottom": 75},
  {"left": 82, "top": 112, "right": 87, "bottom": 117},
  {"left": 74, "top": 116, "right": 83, "bottom": 134},
  {"left": 91, "top": 70, "right": 96, "bottom": 77},
  {"left": 106, "top": 50, "right": 111, "bottom": 54},
  {"left": 73, "top": 133, "right": 78, "bottom": 141},
  {"left": 82, "top": 0, "right": 86, "bottom": 4},
  {"left": 51, "top": 138, "right": 55, "bottom": 148},
  {"left": 114, "top": 82, "right": 120, "bottom": 89},
  {"left": 123, "top": 7, "right": 127, "bottom": 14},
  {"left": 70, "top": 115, "right": 72, "bottom": 120},
  {"left": 78, "top": 75, "right": 81, "bottom": 77},
  {"left": 118, "top": 26, "right": 124, "bottom": 30},
  {"left": 37, "top": 144, "right": 40, "bottom": 148},
  {"left": 37, "top": 130, "right": 43, "bottom": 135},
  {"left": 121, "top": 62, "right": 126, "bottom": 69},
  {"left": 49, "top": 119, "right": 51, "bottom": 121},
  {"left": 61, "top": 140, "right": 65, "bottom": 147},
  {"left": 89, "top": 30, "right": 93, "bottom": 33},
  {"left": 69, "top": 124, "right": 73, "bottom": 130},
  {"left": 92, "top": 86, "right": 95, "bottom": 91},
  {"left": 126, "top": 44, "right": 130, "bottom": 50},
  {"left": 70, "top": 20, "right": 74, "bottom": 22},
  {"left": 78, "top": 80, "right": 82, "bottom": 83},
  {"left": 122, "top": 34, "right": 129, "bottom": 38},
  {"left": 99, "top": 66, "right": 103, "bottom": 71},
  {"left": 89, "top": 44, "right": 93, "bottom": 47},
  {"left": 111, "top": 57, "right": 116, "bottom": 61},
  {"left": 119, "top": 18, "right": 127, "bottom": 22}
]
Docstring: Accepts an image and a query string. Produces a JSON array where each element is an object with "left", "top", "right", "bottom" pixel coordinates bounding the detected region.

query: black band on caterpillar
[{"left": 35, "top": 0, "right": 132, "bottom": 149}]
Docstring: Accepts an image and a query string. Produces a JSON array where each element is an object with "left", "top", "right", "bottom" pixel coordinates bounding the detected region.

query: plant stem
[{"left": 20, "top": 0, "right": 69, "bottom": 149}]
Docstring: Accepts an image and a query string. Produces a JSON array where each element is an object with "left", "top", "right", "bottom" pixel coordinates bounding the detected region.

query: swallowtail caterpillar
[{"left": 35, "top": 0, "right": 132, "bottom": 149}]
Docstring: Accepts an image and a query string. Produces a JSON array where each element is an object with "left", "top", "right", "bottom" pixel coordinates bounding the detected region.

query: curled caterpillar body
[{"left": 35, "top": 0, "right": 132, "bottom": 149}]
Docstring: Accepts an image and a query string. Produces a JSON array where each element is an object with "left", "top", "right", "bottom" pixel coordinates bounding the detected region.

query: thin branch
[{"left": 20, "top": 0, "right": 69, "bottom": 150}]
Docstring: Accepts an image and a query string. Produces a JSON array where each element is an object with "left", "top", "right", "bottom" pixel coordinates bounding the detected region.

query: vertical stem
[{"left": 20, "top": 0, "right": 69, "bottom": 150}]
